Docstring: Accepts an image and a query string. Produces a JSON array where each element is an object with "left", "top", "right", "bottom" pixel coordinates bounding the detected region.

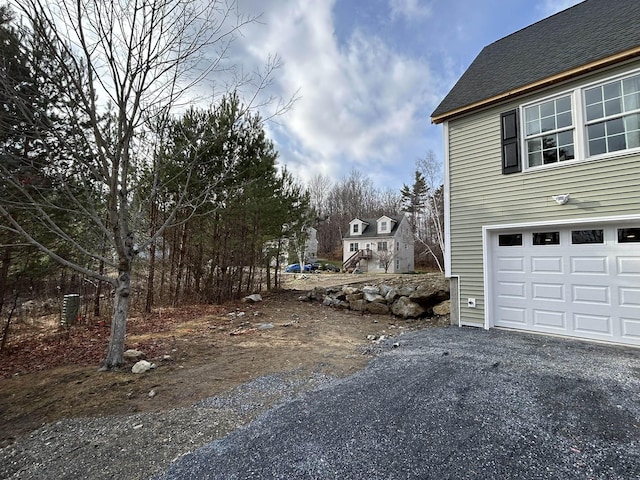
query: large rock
[
  {"left": 123, "top": 349, "right": 145, "bottom": 361},
  {"left": 342, "top": 286, "right": 360, "bottom": 295},
  {"left": 409, "top": 276, "right": 450, "bottom": 307},
  {"left": 433, "top": 300, "right": 451, "bottom": 316},
  {"left": 132, "top": 360, "right": 155, "bottom": 374},
  {"left": 366, "top": 302, "right": 390, "bottom": 315},
  {"left": 242, "top": 294, "right": 263, "bottom": 303},
  {"left": 391, "top": 296, "right": 427, "bottom": 319},
  {"left": 349, "top": 299, "right": 367, "bottom": 312}
]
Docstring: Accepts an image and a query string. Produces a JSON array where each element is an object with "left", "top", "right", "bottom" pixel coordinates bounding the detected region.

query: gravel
[{"left": 2, "top": 326, "right": 640, "bottom": 480}]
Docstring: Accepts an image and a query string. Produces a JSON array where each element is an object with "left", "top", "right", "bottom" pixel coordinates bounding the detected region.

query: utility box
[{"left": 61, "top": 294, "right": 80, "bottom": 326}]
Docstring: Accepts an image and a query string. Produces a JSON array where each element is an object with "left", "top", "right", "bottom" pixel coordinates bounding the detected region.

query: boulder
[
  {"left": 242, "top": 294, "right": 263, "bottom": 303},
  {"left": 342, "top": 286, "right": 360, "bottom": 295},
  {"left": 391, "top": 296, "right": 427, "bottom": 319},
  {"left": 349, "top": 299, "right": 367, "bottom": 312},
  {"left": 378, "top": 284, "right": 392, "bottom": 297},
  {"left": 409, "top": 277, "right": 449, "bottom": 307},
  {"left": 123, "top": 349, "right": 145, "bottom": 361},
  {"left": 346, "top": 292, "right": 364, "bottom": 303},
  {"left": 365, "top": 302, "right": 390, "bottom": 315},
  {"left": 310, "top": 287, "right": 327, "bottom": 301},
  {"left": 132, "top": 360, "right": 155, "bottom": 374},
  {"left": 433, "top": 300, "right": 451, "bottom": 316}
]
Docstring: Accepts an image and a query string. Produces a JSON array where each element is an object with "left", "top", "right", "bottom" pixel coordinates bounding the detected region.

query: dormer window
[
  {"left": 380, "top": 221, "right": 387, "bottom": 232},
  {"left": 353, "top": 224, "right": 359, "bottom": 233}
]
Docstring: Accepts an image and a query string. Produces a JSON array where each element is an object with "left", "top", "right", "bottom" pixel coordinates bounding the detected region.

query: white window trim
[{"left": 520, "top": 67, "right": 640, "bottom": 173}]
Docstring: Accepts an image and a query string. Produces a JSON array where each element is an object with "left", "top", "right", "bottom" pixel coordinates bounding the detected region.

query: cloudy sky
[{"left": 226, "top": 0, "right": 583, "bottom": 191}]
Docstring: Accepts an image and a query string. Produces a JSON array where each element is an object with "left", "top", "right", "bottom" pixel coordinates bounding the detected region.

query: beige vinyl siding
[{"left": 447, "top": 62, "right": 640, "bottom": 327}]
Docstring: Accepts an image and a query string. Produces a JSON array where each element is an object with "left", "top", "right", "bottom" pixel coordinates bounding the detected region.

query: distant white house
[{"left": 342, "top": 215, "right": 414, "bottom": 273}]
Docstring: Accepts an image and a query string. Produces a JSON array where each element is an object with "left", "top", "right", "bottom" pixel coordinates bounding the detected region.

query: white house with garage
[
  {"left": 342, "top": 215, "right": 414, "bottom": 273},
  {"left": 431, "top": 0, "right": 640, "bottom": 347}
]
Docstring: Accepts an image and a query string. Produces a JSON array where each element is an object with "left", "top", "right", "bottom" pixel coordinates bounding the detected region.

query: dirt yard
[{"left": 0, "top": 273, "right": 444, "bottom": 447}]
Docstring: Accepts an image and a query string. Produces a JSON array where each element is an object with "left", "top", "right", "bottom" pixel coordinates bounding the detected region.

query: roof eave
[{"left": 431, "top": 47, "right": 640, "bottom": 125}]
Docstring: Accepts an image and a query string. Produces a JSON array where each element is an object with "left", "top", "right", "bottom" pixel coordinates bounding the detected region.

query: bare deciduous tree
[{"left": 0, "top": 0, "right": 290, "bottom": 370}]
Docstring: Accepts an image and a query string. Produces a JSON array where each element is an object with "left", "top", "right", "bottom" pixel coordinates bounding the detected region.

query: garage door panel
[
  {"left": 531, "top": 256, "right": 563, "bottom": 273},
  {"left": 622, "top": 318, "right": 640, "bottom": 338},
  {"left": 571, "top": 256, "right": 608, "bottom": 274},
  {"left": 496, "top": 256, "right": 525, "bottom": 273},
  {"left": 497, "top": 306, "right": 527, "bottom": 325},
  {"left": 533, "top": 309, "right": 566, "bottom": 329},
  {"left": 497, "top": 281, "right": 526, "bottom": 298},
  {"left": 574, "top": 313, "right": 613, "bottom": 335},
  {"left": 620, "top": 287, "right": 640, "bottom": 307},
  {"left": 617, "top": 257, "right": 640, "bottom": 275},
  {"left": 532, "top": 283, "right": 564, "bottom": 301},
  {"left": 572, "top": 285, "right": 610, "bottom": 304},
  {"left": 492, "top": 224, "right": 640, "bottom": 347}
]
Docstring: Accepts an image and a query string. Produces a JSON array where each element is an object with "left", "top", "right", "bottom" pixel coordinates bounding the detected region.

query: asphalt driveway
[{"left": 153, "top": 327, "right": 640, "bottom": 480}]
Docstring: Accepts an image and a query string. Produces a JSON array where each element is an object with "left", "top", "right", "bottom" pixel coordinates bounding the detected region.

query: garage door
[{"left": 491, "top": 225, "right": 640, "bottom": 346}]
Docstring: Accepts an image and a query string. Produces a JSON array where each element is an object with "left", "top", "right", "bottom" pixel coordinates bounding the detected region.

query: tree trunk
[{"left": 100, "top": 270, "right": 130, "bottom": 370}]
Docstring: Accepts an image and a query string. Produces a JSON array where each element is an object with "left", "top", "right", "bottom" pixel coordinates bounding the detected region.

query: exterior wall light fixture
[{"left": 552, "top": 194, "right": 570, "bottom": 205}]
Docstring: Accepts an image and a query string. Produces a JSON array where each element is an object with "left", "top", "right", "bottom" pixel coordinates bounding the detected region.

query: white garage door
[{"left": 491, "top": 225, "right": 640, "bottom": 346}]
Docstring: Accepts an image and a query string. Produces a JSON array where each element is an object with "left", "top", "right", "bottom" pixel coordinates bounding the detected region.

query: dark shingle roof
[
  {"left": 431, "top": 0, "right": 640, "bottom": 122},
  {"left": 343, "top": 216, "right": 404, "bottom": 240}
]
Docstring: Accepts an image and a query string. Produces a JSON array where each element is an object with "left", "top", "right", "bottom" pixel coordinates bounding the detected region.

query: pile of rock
[{"left": 300, "top": 275, "right": 450, "bottom": 320}]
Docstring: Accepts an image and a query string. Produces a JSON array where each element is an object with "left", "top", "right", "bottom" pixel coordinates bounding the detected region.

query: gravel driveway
[
  {"left": 154, "top": 327, "right": 640, "bottom": 480},
  {"left": 3, "top": 326, "right": 640, "bottom": 479}
]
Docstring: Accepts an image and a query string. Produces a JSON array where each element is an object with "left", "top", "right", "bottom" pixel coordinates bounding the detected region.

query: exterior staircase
[{"left": 342, "top": 248, "right": 372, "bottom": 272}]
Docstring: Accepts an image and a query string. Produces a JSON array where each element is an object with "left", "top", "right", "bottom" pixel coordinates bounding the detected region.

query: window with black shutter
[{"left": 501, "top": 110, "right": 521, "bottom": 174}]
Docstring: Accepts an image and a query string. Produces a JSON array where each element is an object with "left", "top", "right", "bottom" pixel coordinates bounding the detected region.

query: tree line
[
  {"left": 0, "top": 0, "right": 444, "bottom": 369},
  {"left": 0, "top": 1, "right": 306, "bottom": 369}
]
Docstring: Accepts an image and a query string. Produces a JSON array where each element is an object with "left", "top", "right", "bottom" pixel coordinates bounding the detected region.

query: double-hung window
[
  {"left": 505, "top": 69, "right": 640, "bottom": 174},
  {"left": 584, "top": 73, "right": 640, "bottom": 156},
  {"left": 349, "top": 242, "right": 359, "bottom": 252},
  {"left": 523, "top": 95, "right": 575, "bottom": 167}
]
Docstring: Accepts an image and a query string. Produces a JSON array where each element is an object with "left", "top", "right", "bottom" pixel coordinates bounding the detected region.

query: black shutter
[{"left": 501, "top": 110, "right": 521, "bottom": 174}]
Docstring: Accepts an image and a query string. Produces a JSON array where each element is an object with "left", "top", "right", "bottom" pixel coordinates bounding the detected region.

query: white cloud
[
  {"left": 389, "top": 0, "right": 432, "bottom": 21},
  {"left": 228, "top": 0, "right": 441, "bottom": 190}
]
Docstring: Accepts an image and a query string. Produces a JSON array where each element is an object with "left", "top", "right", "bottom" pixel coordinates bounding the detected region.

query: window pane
[
  {"left": 603, "top": 82, "right": 621, "bottom": 100},
  {"left": 605, "top": 98, "right": 622, "bottom": 116},
  {"left": 589, "top": 137, "right": 607, "bottom": 156},
  {"left": 557, "top": 130, "right": 573, "bottom": 146},
  {"left": 625, "top": 113, "right": 640, "bottom": 131},
  {"left": 528, "top": 151, "right": 542, "bottom": 167},
  {"left": 627, "top": 130, "right": 640, "bottom": 149},
  {"left": 499, "top": 234, "right": 522, "bottom": 246},
  {"left": 541, "top": 115, "right": 555, "bottom": 132},
  {"left": 556, "top": 111, "right": 572, "bottom": 129},
  {"left": 607, "top": 117, "right": 625, "bottom": 135},
  {"left": 623, "top": 75, "right": 640, "bottom": 94},
  {"left": 559, "top": 145, "right": 574, "bottom": 161},
  {"left": 618, "top": 228, "right": 640, "bottom": 243},
  {"left": 527, "top": 138, "right": 542, "bottom": 153},
  {"left": 588, "top": 122, "right": 605, "bottom": 139},
  {"left": 572, "top": 230, "right": 604, "bottom": 244},
  {"left": 526, "top": 120, "right": 540, "bottom": 136},
  {"left": 556, "top": 96, "right": 571, "bottom": 113},
  {"left": 585, "top": 87, "right": 602, "bottom": 106},
  {"left": 586, "top": 103, "right": 604, "bottom": 121},
  {"left": 533, "top": 232, "right": 560, "bottom": 245},
  {"left": 525, "top": 106, "right": 539, "bottom": 123},
  {"left": 623, "top": 92, "right": 640, "bottom": 112},
  {"left": 608, "top": 133, "right": 626, "bottom": 152},
  {"left": 540, "top": 100, "right": 555, "bottom": 117},
  {"left": 543, "top": 149, "right": 557, "bottom": 164}
]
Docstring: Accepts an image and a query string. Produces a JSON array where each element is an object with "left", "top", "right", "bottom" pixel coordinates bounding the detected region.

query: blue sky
[{"left": 227, "top": 0, "right": 583, "bottom": 192}]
